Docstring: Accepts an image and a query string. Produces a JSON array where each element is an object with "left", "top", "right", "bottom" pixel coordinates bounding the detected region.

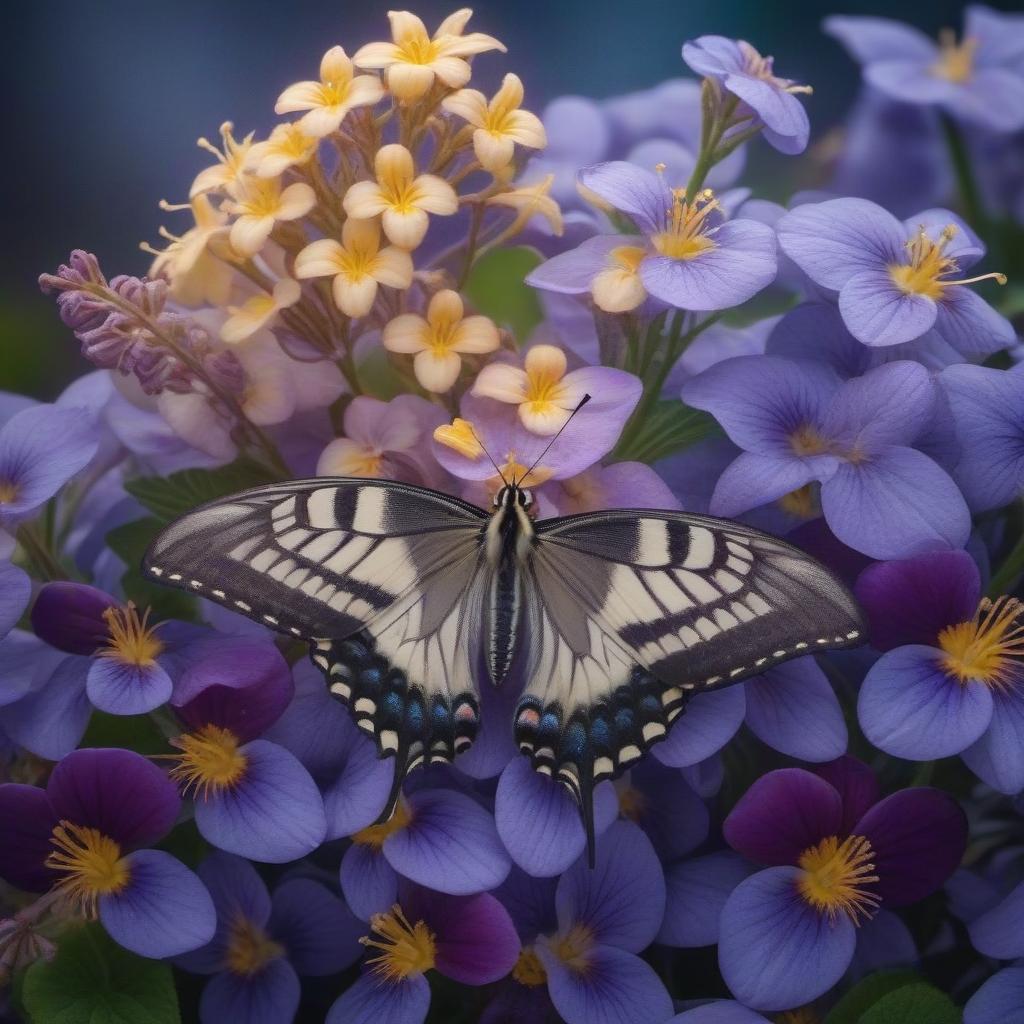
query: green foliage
[
  {"left": 614, "top": 401, "right": 716, "bottom": 463},
  {"left": 464, "top": 246, "right": 544, "bottom": 343},
  {"left": 22, "top": 924, "right": 180, "bottom": 1024},
  {"left": 79, "top": 710, "right": 167, "bottom": 756},
  {"left": 825, "top": 971, "right": 961, "bottom": 1024}
]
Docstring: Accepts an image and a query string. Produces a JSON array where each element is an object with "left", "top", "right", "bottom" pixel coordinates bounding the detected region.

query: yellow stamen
[
  {"left": 492, "top": 454, "right": 555, "bottom": 491},
  {"left": 889, "top": 224, "right": 1006, "bottom": 300},
  {"left": 45, "top": 821, "right": 130, "bottom": 918},
  {"left": 345, "top": 449, "right": 386, "bottom": 478},
  {"left": 512, "top": 946, "right": 548, "bottom": 987},
  {"left": 609, "top": 245, "right": 647, "bottom": 274},
  {"left": 352, "top": 800, "right": 412, "bottom": 848},
  {"left": 434, "top": 419, "right": 484, "bottom": 459},
  {"left": 738, "top": 40, "right": 813, "bottom": 94},
  {"left": 99, "top": 603, "right": 164, "bottom": 667},
  {"left": 0, "top": 480, "right": 18, "bottom": 504},
  {"left": 653, "top": 187, "right": 719, "bottom": 261},
  {"left": 938, "top": 596, "right": 1024, "bottom": 689},
  {"left": 168, "top": 724, "right": 248, "bottom": 799},
  {"left": 789, "top": 425, "right": 830, "bottom": 457},
  {"left": 361, "top": 904, "right": 436, "bottom": 981},
  {"left": 553, "top": 923, "right": 595, "bottom": 972},
  {"left": 796, "top": 834, "right": 880, "bottom": 924},
  {"left": 778, "top": 483, "right": 819, "bottom": 519},
  {"left": 224, "top": 914, "right": 284, "bottom": 976},
  {"left": 617, "top": 785, "right": 647, "bottom": 822},
  {"left": 931, "top": 29, "right": 978, "bottom": 83}
]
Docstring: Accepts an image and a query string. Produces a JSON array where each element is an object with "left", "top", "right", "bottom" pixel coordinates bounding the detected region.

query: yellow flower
[
  {"left": 591, "top": 244, "right": 648, "bottom": 313},
  {"left": 221, "top": 278, "right": 302, "bottom": 344},
  {"left": 383, "top": 289, "right": 499, "bottom": 393},
  {"left": 343, "top": 144, "right": 458, "bottom": 250},
  {"left": 443, "top": 73, "right": 546, "bottom": 172},
  {"left": 190, "top": 122, "right": 254, "bottom": 198},
  {"left": 486, "top": 175, "right": 563, "bottom": 236},
  {"left": 225, "top": 177, "right": 317, "bottom": 256},
  {"left": 353, "top": 8, "right": 505, "bottom": 103},
  {"left": 294, "top": 218, "right": 413, "bottom": 317},
  {"left": 244, "top": 123, "right": 319, "bottom": 178},
  {"left": 274, "top": 46, "right": 385, "bottom": 138}
]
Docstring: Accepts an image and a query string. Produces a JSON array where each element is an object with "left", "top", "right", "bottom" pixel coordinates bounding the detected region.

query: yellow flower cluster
[{"left": 145, "top": 7, "right": 562, "bottom": 408}]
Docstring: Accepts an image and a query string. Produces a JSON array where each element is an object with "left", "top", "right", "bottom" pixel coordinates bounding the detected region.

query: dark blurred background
[{"left": 3, "top": 0, "right": 1010, "bottom": 398}]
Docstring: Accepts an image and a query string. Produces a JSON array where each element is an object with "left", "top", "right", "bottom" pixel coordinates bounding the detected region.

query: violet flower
[
  {"left": 964, "top": 967, "right": 1024, "bottom": 1024},
  {"left": 969, "top": 877, "right": 1024, "bottom": 960},
  {"left": 0, "top": 748, "right": 215, "bottom": 958},
  {"left": 719, "top": 760, "right": 966, "bottom": 1010},
  {"left": 0, "top": 561, "right": 29, "bottom": 640},
  {"left": 856, "top": 550, "right": 1024, "bottom": 794}
]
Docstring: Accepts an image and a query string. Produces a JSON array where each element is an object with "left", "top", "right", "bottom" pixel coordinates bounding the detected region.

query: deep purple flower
[
  {"left": 964, "top": 967, "right": 1024, "bottom": 1024},
  {"left": 856, "top": 550, "right": 1024, "bottom": 793},
  {"left": 681, "top": 355, "right": 971, "bottom": 558},
  {"left": 719, "top": 761, "right": 965, "bottom": 1010},
  {"left": 682, "top": 36, "right": 812, "bottom": 154},
  {"left": 777, "top": 198, "right": 1011, "bottom": 350},
  {"left": 168, "top": 641, "right": 327, "bottom": 861},
  {"left": 825, "top": 9, "right": 1024, "bottom": 133},
  {"left": 0, "top": 748, "right": 215, "bottom": 957},
  {"left": 528, "top": 162, "right": 776, "bottom": 314},
  {"left": 176, "top": 851, "right": 364, "bottom": 1024},
  {"left": 325, "top": 885, "right": 520, "bottom": 1024}
]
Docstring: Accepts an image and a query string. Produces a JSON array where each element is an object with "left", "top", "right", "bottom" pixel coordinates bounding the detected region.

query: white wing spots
[
  {"left": 149, "top": 566, "right": 163, "bottom": 577},
  {"left": 693, "top": 616, "right": 720, "bottom": 641},
  {"left": 601, "top": 565, "right": 663, "bottom": 630},
  {"left": 298, "top": 531, "right": 345, "bottom": 562},
  {"left": 272, "top": 496, "right": 296, "bottom": 520},
  {"left": 714, "top": 569, "right": 744, "bottom": 594},
  {"left": 726, "top": 540, "right": 753, "bottom": 562},
  {"left": 348, "top": 538, "right": 415, "bottom": 593},
  {"left": 731, "top": 600, "right": 756, "bottom": 623},
  {"left": 324, "top": 535, "right": 373, "bottom": 574},
  {"left": 352, "top": 487, "right": 387, "bottom": 534},
  {"left": 713, "top": 607, "right": 740, "bottom": 630},
  {"left": 746, "top": 593, "right": 772, "bottom": 616},
  {"left": 634, "top": 519, "right": 671, "bottom": 566},
  {"left": 307, "top": 488, "right": 339, "bottom": 528},
  {"left": 647, "top": 571, "right": 695, "bottom": 614},
  {"left": 228, "top": 536, "right": 262, "bottom": 562},
  {"left": 277, "top": 527, "right": 313, "bottom": 550},
  {"left": 249, "top": 548, "right": 280, "bottom": 573},
  {"left": 674, "top": 569, "right": 720, "bottom": 605},
  {"left": 682, "top": 526, "right": 715, "bottom": 569},
  {"left": 268, "top": 558, "right": 297, "bottom": 582},
  {"left": 726, "top": 555, "right": 752, "bottom": 575}
]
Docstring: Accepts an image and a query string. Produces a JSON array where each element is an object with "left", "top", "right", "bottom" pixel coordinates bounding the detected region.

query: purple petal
[
  {"left": 0, "top": 783, "right": 59, "bottom": 891},
  {"left": 946, "top": 868, "right": 1003, "bottom": 925},
  {"left": 383, "top": 788, "right": 510, "bottom": 895},
  {"left": 2, "top": 655, "right": 93, "bottom": 760},
  {"left": 776, "top": 198, "right": 906, "bottom": 291},
  {"left": 555, "top": 820, "right": 665, "bottom": 953},
  {"left": 654, "top": 686, "right": 746, "bottom": 768},
  {"left": 680, "top": 754, "right": 724, "bottom": 798},
  {"left": 100, "top": 849, "right": 216, "bottom": 957},
  {"left": 682, "top": 36, "right": 746, "bottom": 76},
  {"left": 962, "top": 681, "right": 1024, "bottom": 795},
  {"left": 945, "top": 68, "right": 1024, "bottom": 133},
  {"left": 965, "top": 967, "right": 1024, "bottom": 1024},
  {"left": 47, "top": 747, "right": 180, "bottom": 848},
  {"left": 199, "top": 960, "right": 300, "bottom": 1024},
  {"left": 724, "top": 768, "right": 842, "bottom": 866},
  {"left": 970, "top": 881, "right": 1024, "bottom": 959},
  {"left": 456, "top": 657, "right": 527, "bottom": 780},
  {"left": 527, "top": 235, "right": 640, "bottom": 295},
  {"left": 86, "top": 658, "right": 173, "bottom": 716},
  {"left": 849, "top": 909, "right": 918, "bottom": 979},
  {"left": 854, "top": 550, "right": 980, "bottom": 651},
  {"left": 193, "top": 740, "right": 326, "bottom": 862},
  {"left": 857, "top": 646, "right": 993, "bottom": 759},
  {"left": 340, "top": 843, "right": 400, "bottom": 921},
  {"left": 864, "top": 60, "right": 960, "bottom": 107},
  {"left": 479, "top": 982, "right": 554, "bottom": 1024},
  {"left": 578, "top": 162, "right": 669, "bottom": 234},
  {"left": 495, "top": 757, "right": 617, "bottom": 877},
  {"left": 29, "top": 581, "right": 115, "bottom": 654},
  {"left": 821, "top": 446, "right": 971, "bottom": 559},
  {"left": 321, "top": 735, "right": 394, "bottom": 840},
  {"left": 812, "top": 756, "right": 880, "bottom": 836},
  {"left": 326, "top": 972, "right": 431, "bottom": 1024},
  {"left": 667, "top": 1001, "right": 771, "bottom": 1024},
  {"left": 492, "top": 865, "right": 558, "bottom": 941},
  {"left": 823, "top": 16, "right": 937, "bottom": 63},
  {"left": 709, "top": 452, "right": 821, "bottom": 519},
  {"left": 629, "top": 758, "right": 710, "bottom": 861},
  {"left": 0, "top": 562, "right": 30, "bottom": 639},
  {"left": 719, "top": 866, "right": 856, "bottom": 1011},
  {"left": 904, "top": 209, "right": 983, "bottom": 266},
  {"left": 639, "top": 221, "right": 777, "bottom": 312},
  {"left": 743, "top": 659, "right": 847, "bottom": 762},
  {"left": 270, "top": 877, "right": 365, "bottom": 975},
  {"left": 722, "top": 75, "right": 809, "bottom": 153},
  {"left": 658, "top": 851, "right": 754, "bottom": 947},
  {"left": 839, "top": 269, "right": 938, "bottom": 347},
  {"left": 539, "top": 943, "right": 673, "bottom": 1024},
  {"left": 855, "top": 787, "right": 966, "bottom": 905}
]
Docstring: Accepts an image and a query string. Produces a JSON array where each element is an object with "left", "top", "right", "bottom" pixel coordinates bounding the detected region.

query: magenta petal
[
  {"left": 969, "top": 880, "right": 1024, "bottom": 959},
  {"left": 199, "top": 959, "right": 300, "bottom": 1024},
  {"left": 87, "top": 658, "right": 173, "bottom": 715},
  {"left": 0, "top": 783, "right": 59, "bottom": 891},
  {"left": 658, "top": 851, "right": 753, "bottom": 948},
  {"left": 100, "top": 849, "right": 216, "bottom": 958},
  {"left": 326, "top": 972, "right": 430, "bottom": 1024},
  {"left": 47, "top": 747, "right": 180, "bottom": 848},
  {"left": 270, "top": 877, "right": 365, "bottom": 975},
  {"left": 555, "top": 821, "right": 665, "bottom": 954},
  {"left": 653, "top": 686, "right": 746, "bottom": 768},
  {"left": 812, "top": 756, "right": 880, "bottom": 836},
  {"left": 718, "top": 867, "right": 856, "bottom": 1011},
  {"left": 340, "top": 843, "right": 400, "bottom": 921},
  {"left": 724, "top": 768, "right": 842, "bottom": 866},
  {"left": 384, "top": 788, "right": 510, "bottom": 895},
  {"left": 855, "top": 788, "right": 966, "bottom": 906}
]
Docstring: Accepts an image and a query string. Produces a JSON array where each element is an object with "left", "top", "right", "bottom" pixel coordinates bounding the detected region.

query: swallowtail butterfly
[{"left": 144, "top": 422, "right": 864, "bottom": 859}]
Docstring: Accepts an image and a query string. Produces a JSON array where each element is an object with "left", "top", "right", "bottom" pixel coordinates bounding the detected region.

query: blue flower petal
[
  {"left": 965, "top": 967, "right": 1024, "bottom": 1024},
  {"left": 340, "top": 843, "right": 400, "bottom": 921},
  {"left": 199, "top": 959, "right": 299, "bottom": 1024},
  {"left": 659, "top": 851, "right": 753, "bottom": 947},
  {"left": 270, "top": 877, "right": 364, "bottom": 975},
  {"left": 326, "top": 972, "right": 431, "bottom": 1024}
]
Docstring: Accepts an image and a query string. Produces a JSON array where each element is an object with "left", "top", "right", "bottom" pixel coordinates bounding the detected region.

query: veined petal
[
  {"left": 374, "top": 246, "right": 415, "bottom": 288},
  {"left": 348, "top": 74, "right": 387, "bottom": 109},
  {"left": 962, "top": 682, "right": 1024, "bottom": 795},
  {"left": 653, "top": 685, "right": 746, "bottom": 767},
  {"left": 439, "top": 32, "right": 506, "bottom": 58},
  {"left": 199, "top": 961, "right": 300, "bottom": 1024},
  {"left": 578, "top": 162, "right": 668, "bottom": 235},
  {"left": 269, "top": 877, "right": 365, "bottom": 974},
  {"left": 334, "top": 275, "right": 379, "bottom": 318},
  {"left": 230, "top": 215, "right": 275, "bottom": 257},
  {"left": 839, "top": 269, "right": 938, "bottom": 347},
  {"left": 658, "top": 851, "right": 754, "bottom": 948},
  {"left": 506, "top": 108, "right": 547, "bottom": 147},
  {"left": 344, "top": 181, "right": 389, "bottom": 219},
  {"left": 387, "top": 62, "right": 438, "bottom": 101},
  {"left": 275, "top": 80, "right": 325, "bottom": 114},
  {"left": 326, "top": 973, "right": 430, "bottom": 1024},
  {"left": 964, "top": 967, "right": 1024, "bottom": 1024},
  {"left": 474, "top": 130, "right": 515, "bottom": 172},
  {"left": 294, "top": 238, "right": 346, "bottom": 279},
  {"left": 86, "top": 659, "right": 173, "bottom": 716},
  {"left": 340, "top": 843, "right": 400, "bottom": 921}
]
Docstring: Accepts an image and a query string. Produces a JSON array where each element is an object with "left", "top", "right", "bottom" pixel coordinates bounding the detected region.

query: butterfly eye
[
  {"left": 519, "top": 489, "right": 533, "bottom": 508},
  {"left": 493, "top": 487, "right": 506, "bottom": 508}
]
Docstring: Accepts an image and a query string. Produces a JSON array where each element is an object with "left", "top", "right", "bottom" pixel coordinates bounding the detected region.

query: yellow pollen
[
  {"left": 617, "top": 785, "right": 647, "bottom": 822},
  {"left": 789, "top": 425, "right": 830, "bottom": 457},
  {"left": 45, "top": 821, "right": 130, "bottom": 918},
  {"left": 224, "top": 915, "right": 284, "bottom": 976},
  {"left": 396, "top": 30, "right": 441, "bottom": 67},
  {"left": 796, "top": 834, "right": 880, "bottom": 924},
  {"left": 738, "top": 40, "right": 813, "bottom": 94},
  {"left": 353, "top": 800, "right": 412, "bottom": 848},
  {"left": 346, "top": 447, "right": 387, "bottom": 478},
  {"left": 490, "top": 454, "right": 555, "bottom": 492},
  {"left": 609, "top": 245, "right": 647, "bottom": 274},
  {"left": 168, "top": 724, "right": 248, "bottom": 799},
  {"left": 889, "top": 224, "right": 1006, "bottom": 300},
  {"left": 938, "top": 596, "right": 1024, "bottom": 689},
  {"left": 931, "top": 29, "right": 978, "bottom": 83},
  {"left": 318, "top": 77, "right": 353, "bottom": 107},
  {"left": 241, "top": 179, "right": 286, "bottom": 218},
  {"left": 778, "top": 483, "right": 819, "bottom": 519},
  {"left": 99, "top": 603, "right": 164, "bottom": 667},
  {"left": 0, "top": 479, "right": 18, "bottom": 504},
  {"left": 434, "top": 419, "right": 484, "bottom": 459},
  {"left": 553, "top": 923, "right": 595, "bottom": 972},
  {"left": 512, "top": 946, "right": 548, "bottom": 987},
  {"left": 653, "top": 188, "right": 718, "bottom": 261},
  {"left": 361, "top": 904, "right": 437, "bottom": 981}
]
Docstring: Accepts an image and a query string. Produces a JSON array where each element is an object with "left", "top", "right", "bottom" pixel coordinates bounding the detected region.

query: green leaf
[
  {"left": 79, "top": 711, "right": 168, "bottom": 757},
  {"left": 615, "top": 401, "right": 716, "bottom": 463},
  {"left": 22, "top": 923, "right": 180, "bottom": 1024},
  {"left": 124, "top": 459, "right": 279, "bottom": 525},
  {"left": 463, "top": 246, "right": 543, "bottom": 343},
  {"left": 857, "top": 983, "right": 960, "bottom": 1024},
  {"left": 105, "top": 518, "right": 196, "bottom": 622},
  {"left": 824, "top": 972, "right": 955, "bottom": 1024}
]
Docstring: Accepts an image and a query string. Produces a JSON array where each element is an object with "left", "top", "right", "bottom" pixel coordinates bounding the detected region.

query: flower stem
[
  {"left": 988, "top": 512, "right": 1024, "bottom": 597},
  {"left": 685, "top": 94, "right": 740, "bottom": 200},
  {"left": 16, "top": 523, "right": 67, "bottom": 582},
  {"left": 940, "top": 113, "right": 986, "bottom": 235}
]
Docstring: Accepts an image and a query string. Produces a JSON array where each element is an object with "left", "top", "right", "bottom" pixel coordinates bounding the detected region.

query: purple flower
[
  {"left": 969, "top": 878, "right": 1024, "bottom": 959},
  {"left": 0, "top": 560, "right": 29, "bottom": 640},
  {"left": 658, "top": 851, "right": 754, "bottom": 949},
  {"left": 940, "top": 363, "right": 1024, "bottom": 512},
  {"left": 326, "top": 885, "right": 520, "bottom": 1024},
  {"left": 681, "top": 355, "right": 971, "bottom": 558},
  {"left": 167, "top": 641, "right": 327, "bottom": 861},
  {"left": 177, "top": 851, "right": 364, "bottom": 1024},
  {"left": 0, "top": 748, "right": 215, "bottom": 957},
  {"left": 667, "top": 1004, "right": 770, "bottom": 1024},
  {"left": 777, "top": 198, "right": 1011, "bottom": 349},
  {"left": 682, "top": 36, "right": 812, "bottom": 154},
  {"left": 542, "top": 461, "right": 681, "bottom": 517},
  {"left": 964, "top": 967, "right": 1024, "bottom": 1024},
  {"left": 856, "top": 551, "right": 1024, "bottom": 794},
  {"left": 528, "top": 163, "right": 776, "bottom": 314},
  {"left": 719, "top": 761, "right": 966, "bottom": 1010},
  {"left": 825, "top": 9, "right": 1024, "bottom": 133}
]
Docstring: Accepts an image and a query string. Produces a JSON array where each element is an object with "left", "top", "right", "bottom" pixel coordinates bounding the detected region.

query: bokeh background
[{"left": 5, "top": 0, "right": 1013, "bottom": 398}]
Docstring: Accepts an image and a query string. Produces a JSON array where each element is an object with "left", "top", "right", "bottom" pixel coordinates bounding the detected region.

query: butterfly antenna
[
  {"left": 467, "top": 421, "right": 508, "bottom": 487},
  {"left": 521, "top": 394, "right": 592, "bottom": 485}
]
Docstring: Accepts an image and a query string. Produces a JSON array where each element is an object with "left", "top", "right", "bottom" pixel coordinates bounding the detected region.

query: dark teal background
[{"left": 4, "top": 1, "right": 1013, "bottom": 395}]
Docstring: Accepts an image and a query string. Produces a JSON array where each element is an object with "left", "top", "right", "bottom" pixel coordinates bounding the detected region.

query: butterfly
[{"left": 144, "top": 424, "right": 864, "bottom": 860}]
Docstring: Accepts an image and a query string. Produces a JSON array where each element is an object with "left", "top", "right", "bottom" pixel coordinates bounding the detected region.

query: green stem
[
  {"left": 940, "top": 113, "right": 986, "bottom": 235},
  {"left": 988, "top": 520, "right": 1024, "bottom": 597},
  {"left": 684, "top": 95, "right": 739, "bottom": 200},
  {"left": 16, "top": 523, "right": 67, "bottom": 582}
]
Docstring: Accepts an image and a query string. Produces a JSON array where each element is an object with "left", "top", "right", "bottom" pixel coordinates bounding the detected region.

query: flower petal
[
  {"left": 270, "top": 877, "right": 365, "bottom": 975},
  {"left": 326, "top": 972, "right": 430, "bottom": 1024},
  {"left": 3, "top": 655, "right": 92, "bottom": 760},
  {"left": 86, "top": 658, "right": 173, "bottom": 716},
  {"left": 839, "top": 269, "right": 938, "bottom": 347},
  {"left": 0, "top": 562, "right": 30, "bottom": 639},
  {"left": 0, "top": 782, "right": 59, "bottom": 891},
  {"left": 629, "top": 758, "right": 709, "bottom": 861},
  {"left": 812, "top": 756, "right": 880, "bottom": 836},
  {"left": 962, "top": 680, "right": 1024, "bottom": 795},
  {"left": 199, "top": 960, "right": 300, "bottom": 1024},
  {"left": 653, "top": 685, "right": 746, "bottom": 768},
  {"left": 341, "top": 843, "right": 400, "bottom": 921},
  {"left": 578, "top": 162, "right": 668, "bottom": 234},
  {"left": 658, "top": 851, "right": 753, "bottom": 947},
  {"left": 321, "top": 732, "right": 394, "bottom": 839},
  {"left": 964, "top": 967, "right": 1024, "bottom": 1024},
  {"left": 970, "top": 880, "right": 1024, "bottom": 959}
]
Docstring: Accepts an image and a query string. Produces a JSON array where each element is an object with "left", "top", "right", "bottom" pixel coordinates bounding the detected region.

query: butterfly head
[{"left": 493, "top": 484, "right": 534, "bottom": 516}]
